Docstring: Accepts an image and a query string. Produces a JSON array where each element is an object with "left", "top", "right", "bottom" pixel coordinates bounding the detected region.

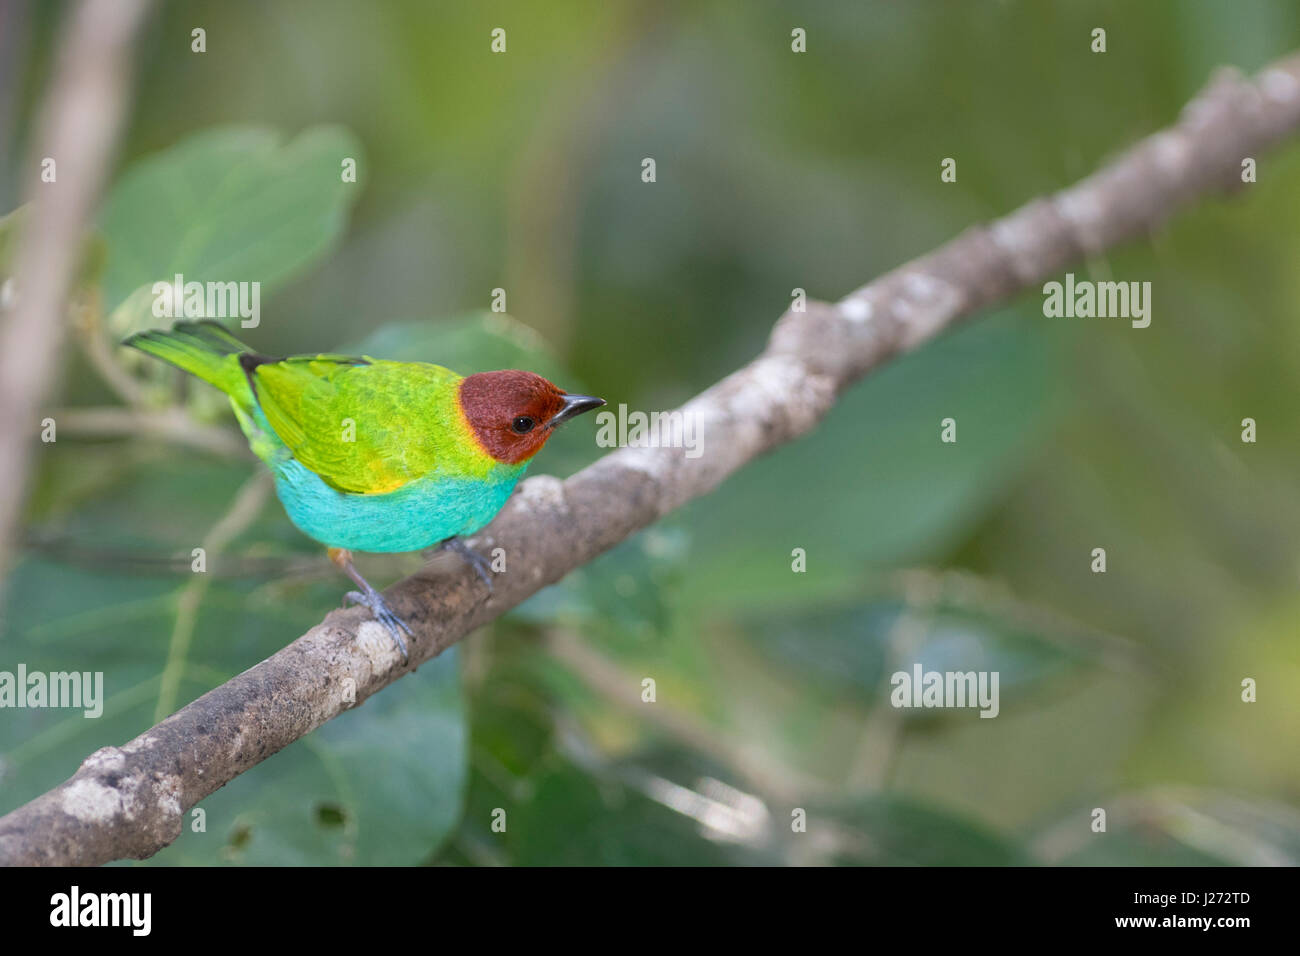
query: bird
[{"left": 125, "top": 320, "right": 605, "bottom": 662}]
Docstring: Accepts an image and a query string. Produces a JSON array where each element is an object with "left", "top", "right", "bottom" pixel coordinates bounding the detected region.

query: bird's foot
[
  {"left": 439, "top": 537, "right": 495, "bottom": 592},
  {"left": 344, "top": 585, "right": 412, "bottom": 663}
]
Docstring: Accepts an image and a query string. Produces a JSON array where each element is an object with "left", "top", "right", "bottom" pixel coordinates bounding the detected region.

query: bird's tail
[{"left": 123, "top": 320, "right": 255, "bottom": 398}]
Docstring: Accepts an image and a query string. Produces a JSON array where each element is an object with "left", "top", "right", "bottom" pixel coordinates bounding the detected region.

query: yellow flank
[{"left": 362, "top": 459, "right": 407, "bottom": 495}]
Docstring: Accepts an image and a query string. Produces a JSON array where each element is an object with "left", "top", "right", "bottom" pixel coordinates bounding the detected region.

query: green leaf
[
  {"left": 509, "top": 762, "right": 747, "bottom": 865},
  {"left": 432, "top": 636, "right": 774, "bottom": 866},
  {"left": 341, "top": 312, "right": 562, "bottom": 378},
  {"left": 99, "top": 125, "right": 364, "bottom": 331},
  {"left": 147, "top": 649, "right": 465, "bottom": 866},
  {"left": 741, "top": 592, "right": 1100, "bottom": 716},
  {"left": 676, "top": 309, "right": 1062, "bottom": 608},
  {"left": 448, "top": 745, "right": 774, "bottom": 866},
  {"left": 513, "top": 525, "right": 690, "bottom": 645}
]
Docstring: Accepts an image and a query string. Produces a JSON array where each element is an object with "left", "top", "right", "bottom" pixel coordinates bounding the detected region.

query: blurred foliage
[
  {"left": 102, "top": 126, "right": 363, "bottom": 339},
  {"left": 2, "top": 0, "right": 1299, "bottom": 865}
]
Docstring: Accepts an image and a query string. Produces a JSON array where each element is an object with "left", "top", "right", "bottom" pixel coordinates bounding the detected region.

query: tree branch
[
  {"left": 4, "top": 52, "right": 1300, "bottom": 866},
  {"left": 0, "top": 0, "right": 151, "bottom": 585}
]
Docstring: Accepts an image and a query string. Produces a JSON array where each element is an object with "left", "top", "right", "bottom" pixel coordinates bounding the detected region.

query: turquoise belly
[{"left": 271, "top": 458, "right": 525, "bottom": 553}]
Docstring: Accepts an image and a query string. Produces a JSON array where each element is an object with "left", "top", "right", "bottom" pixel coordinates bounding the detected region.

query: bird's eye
[{"left": 511, "top": 416, "right": 535, "bottom": 434}]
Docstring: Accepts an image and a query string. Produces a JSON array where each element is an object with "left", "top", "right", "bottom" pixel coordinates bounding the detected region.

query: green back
[{"left": 252, "top": 356, "right": 497, "bottom": 494}]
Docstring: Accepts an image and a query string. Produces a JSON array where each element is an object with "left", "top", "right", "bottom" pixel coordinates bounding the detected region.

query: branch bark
[{"left": 4, "top": 52, "right": 1300, "bottom": 866}]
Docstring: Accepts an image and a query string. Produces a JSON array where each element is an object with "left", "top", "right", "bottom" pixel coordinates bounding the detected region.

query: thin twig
[
  {"left": 0, "top": 0, "right": 152, "bottom": 585},
  {"left": 72, "top": 300, "right": 147, "bottom": 407},
  {"left": 51, "top": 406, "right": 251, "bottom": 459},
  {"left": 154, "top": 472, "right": 273, "bottom": 722}
]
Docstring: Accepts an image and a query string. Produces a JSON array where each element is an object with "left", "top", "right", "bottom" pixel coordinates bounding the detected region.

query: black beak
[{"left": 547, "top": 393, "right": 605, "bottom": 428}]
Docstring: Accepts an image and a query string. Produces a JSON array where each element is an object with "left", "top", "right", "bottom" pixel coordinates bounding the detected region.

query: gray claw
[
  {"left": 440, "top": 537, "right": 495, "bottom": 593},
  {"left": 344, "top": 588, "right": 411, "bottom": 663}
]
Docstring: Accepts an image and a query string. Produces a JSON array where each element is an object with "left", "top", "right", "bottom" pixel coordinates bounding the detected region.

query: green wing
[{"left": 251, "top": 356, "right": 478, "bottom": 494}]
